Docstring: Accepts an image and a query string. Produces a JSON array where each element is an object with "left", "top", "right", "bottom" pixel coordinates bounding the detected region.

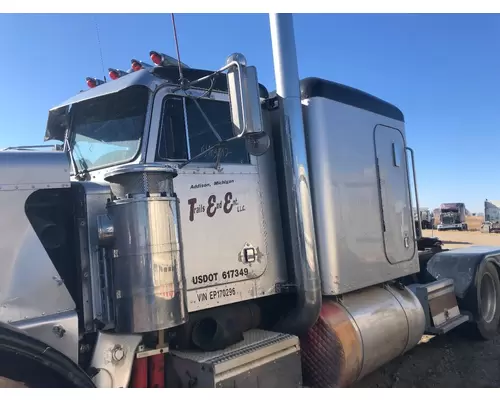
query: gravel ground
[
  {"left": 0, "top": 377, "right": 27, "bottom": 388},
  {"left": 354, "top": 229, "right": 500, "bottom": 388}
]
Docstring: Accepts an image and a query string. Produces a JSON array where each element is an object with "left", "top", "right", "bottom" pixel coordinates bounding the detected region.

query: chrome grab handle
[{"left": 406, "top": 146, "right": 421, "bottom": 240}]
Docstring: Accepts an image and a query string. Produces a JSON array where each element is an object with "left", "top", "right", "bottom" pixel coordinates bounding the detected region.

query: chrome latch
[
  {"left": 238, "top": 242, "right": 262, "bottom": 265},
  {"left": 244, "top": 247, "right": 256, "bottom": 263}
]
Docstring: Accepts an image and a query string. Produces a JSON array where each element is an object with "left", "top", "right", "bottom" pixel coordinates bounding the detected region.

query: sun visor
[{"left": 44, "top": 69, "right": 159, "bottom": 142}]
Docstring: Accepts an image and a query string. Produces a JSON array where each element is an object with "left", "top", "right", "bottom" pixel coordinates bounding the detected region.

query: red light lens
[
  {"left": 109, "top": 70, "right": 119, "bottom": 80},
  {"left": 86, "top": 78, "right": 96, "bottom": 88},
  {"left": 131, "top": 61, "right": 142, "bottom": 72},
  {"left": 150, "top": 52, "right": 162, "bottom": 65}
]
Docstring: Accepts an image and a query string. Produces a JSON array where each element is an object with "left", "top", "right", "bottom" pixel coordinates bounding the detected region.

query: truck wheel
[
  {"left": 464, "top": 224, "right": 468, "bottom": 231},
  {"left": 0, "top": 323, "right": 95, "bottom": 388},
  {"left": 462, "top": 261, "right": 500, "bottom": 340}
]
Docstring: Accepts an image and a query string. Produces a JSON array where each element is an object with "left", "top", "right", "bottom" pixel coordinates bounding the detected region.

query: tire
[
  {"left": 0, "top": 323, "right": 95, "bottom": 388},
  {"left": 0, "top": 350, "right": 73, "bottom": 388},
  {"left": 464, "top": 224, "right": 468, "bottom": 231},
  {"left": 460, "top": 261, "right": 500, "bottom": 340}
]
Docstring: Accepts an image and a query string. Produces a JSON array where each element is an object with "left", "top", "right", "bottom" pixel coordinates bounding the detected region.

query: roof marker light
[
  {"left": 130, "top": 59, "right": 153, "bottom": 72},
  {"left": 150, "top": 51, "right": 162, "bottom": 66},
  {"left": 86, "top": 77, "right": 105, "bottom": 89},
  {"left": 108, "top": 68, "right": 128, "bottom": 80},
  {"left": 149, "top": 50, "right": 190, "bottom": 68}
]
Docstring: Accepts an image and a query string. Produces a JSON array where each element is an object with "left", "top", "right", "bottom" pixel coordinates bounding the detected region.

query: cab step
[
  {"left": 409, "top": 278, "right": 470, "bottom": 335},
  {"left": 166, "top": 329, "right": 302, "bottom": 388}
]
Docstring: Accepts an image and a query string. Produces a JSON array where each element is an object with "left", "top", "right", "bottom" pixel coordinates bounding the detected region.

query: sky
[{"left": 0, "top": 13, "right": 499, "bottom": 213}]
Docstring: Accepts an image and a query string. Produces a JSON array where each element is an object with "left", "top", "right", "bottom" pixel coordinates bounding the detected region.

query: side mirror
[{"left": 226, "top": 53, "right": 264, "bottom": 138}]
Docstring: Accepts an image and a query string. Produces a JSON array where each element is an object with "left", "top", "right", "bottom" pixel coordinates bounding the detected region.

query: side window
[
  {"left": 157, "top": 97, "right": 188, "bottom": 161},
  {"left": 185, "top": 97, "right": 250, "bottom": 164},
  {"left": 156, "top": 95, "right": 250, "bottom": 165}
]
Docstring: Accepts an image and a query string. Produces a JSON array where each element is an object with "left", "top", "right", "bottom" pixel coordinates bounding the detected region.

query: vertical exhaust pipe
[{"left": 269, "top": 13, "right": 322, "bottom": 336}]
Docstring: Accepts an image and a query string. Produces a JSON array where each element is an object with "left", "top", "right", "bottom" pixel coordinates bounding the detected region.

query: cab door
[
  {"left": 146, "top": 88, "right": 270, "bottom": 312},
  {"left": 374, "top": 124, "right": 415, "bottom": 264}
]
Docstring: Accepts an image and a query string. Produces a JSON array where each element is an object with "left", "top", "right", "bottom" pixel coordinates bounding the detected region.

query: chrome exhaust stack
[{"left": 269, "top": 13, "right": 322, "bottom": 336}]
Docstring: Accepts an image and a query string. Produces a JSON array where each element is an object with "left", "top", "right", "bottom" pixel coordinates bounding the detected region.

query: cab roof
[{"left": 44, "top": 65, "right": 270, "bottom": 142}]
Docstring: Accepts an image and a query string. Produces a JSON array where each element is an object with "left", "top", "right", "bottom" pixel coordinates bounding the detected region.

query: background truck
[
  {"left": 414, "top": 207, "right": 433, "bottom": 230},
  {"left": 481, "top": 199, "right": 500, "bottom": 233},
  {"left": 0, "top": 13, "right": 499, "bottom": 389},
  {"left": 437, "top": 202, "right": 468, "bottom": 231}
]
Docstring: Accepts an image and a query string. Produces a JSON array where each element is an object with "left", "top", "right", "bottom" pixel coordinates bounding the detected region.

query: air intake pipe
[
  {"left": 100, "top": 164, "right": 188, "bottom": 334},
  {"left": 269, "top": 13, "right": 322, "bottom": 336}
]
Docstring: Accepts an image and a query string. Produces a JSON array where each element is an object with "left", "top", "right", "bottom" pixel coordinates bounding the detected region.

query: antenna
[
  {"left": 170, "top": 13, "right": 185, "bottom": 85},
  {"left": 94, "top": 16, "right": 107, "bottom": 83}
]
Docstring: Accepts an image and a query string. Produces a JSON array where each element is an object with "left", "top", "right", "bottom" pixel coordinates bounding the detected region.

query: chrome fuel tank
[{"left": 301, "top": 284, "right": 426, "bottom": 387}]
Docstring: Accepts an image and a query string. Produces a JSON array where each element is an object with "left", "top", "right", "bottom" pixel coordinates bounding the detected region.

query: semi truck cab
[
  {"left": 482, "top": 199, "right": 500, "bottom": 233},
  {"left": 0, "top": 14, "right": 499, "bottom": 389},
  {"left": 414, "top": 207, "right": 433, "bottom": 230},
  {"left": 437, "top": 202, "right": 468, "bottom": 231}
]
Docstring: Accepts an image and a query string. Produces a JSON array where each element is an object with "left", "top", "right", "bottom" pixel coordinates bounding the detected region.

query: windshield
[
  {"left": 70, "top": 85, "right": 149, "bottom": 172},
  {"left": 441, "top": 212, "right": 459, "bottom": 224}
]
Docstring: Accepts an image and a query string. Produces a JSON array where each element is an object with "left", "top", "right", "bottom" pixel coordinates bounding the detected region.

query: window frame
[
  {"left": 155, "top": 95, "right": 190, "bottom": 162},
  {"left": 68, "top": 85, "right": 150, "bottom": 173},
  {"left": 154, "top": 92, "right": 252, "bottom": 167}
]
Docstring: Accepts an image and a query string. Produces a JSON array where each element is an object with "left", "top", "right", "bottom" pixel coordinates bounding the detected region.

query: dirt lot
[
  {"left": 425, "top": 228, "right": 500, "bottom": 249},
  {"left": 354, "top": 229, "right": 500, "bottom": 388},
  {"left": 464, "top": 216, "right": 485, "bottom": 231}
]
